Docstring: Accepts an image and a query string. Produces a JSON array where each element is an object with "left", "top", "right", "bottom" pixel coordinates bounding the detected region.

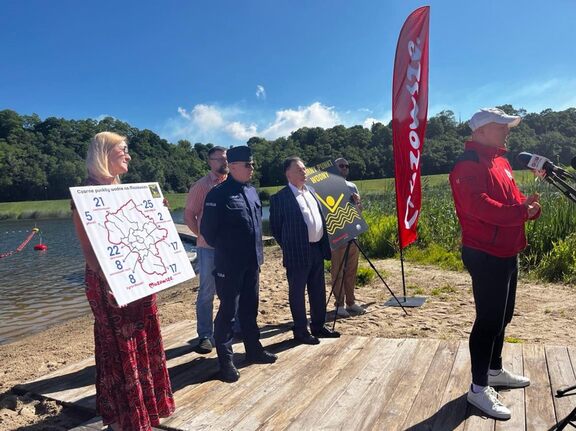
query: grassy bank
[
  {"left": 0, "top": 200, "right": 73, "bottom": 220},
  {"left": 0, "top": 193, "right": 191, "bottom": 220}
]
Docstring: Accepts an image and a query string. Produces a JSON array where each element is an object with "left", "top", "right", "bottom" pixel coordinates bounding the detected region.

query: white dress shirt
[{"left": 289, "top": 183, "right": 324, "bottom": 243}]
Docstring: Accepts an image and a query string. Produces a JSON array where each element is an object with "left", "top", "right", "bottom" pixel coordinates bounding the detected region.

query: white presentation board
[{"left": 70, "top": 182, "right": 195, "bottom": 306}]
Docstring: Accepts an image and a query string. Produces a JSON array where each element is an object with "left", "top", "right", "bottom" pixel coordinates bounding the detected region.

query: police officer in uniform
[{"left": 200, "top": 146, "right": 277, "bottom": 382}]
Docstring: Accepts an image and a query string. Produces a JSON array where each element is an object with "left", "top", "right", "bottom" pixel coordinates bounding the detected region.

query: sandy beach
[{"left": 1, "top": 245, "right": 575, "bottom": 430}]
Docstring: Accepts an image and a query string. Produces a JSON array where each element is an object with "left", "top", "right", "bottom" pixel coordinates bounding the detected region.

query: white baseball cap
[{"left": 468, "top": 107, "right": 521, "bottom": 131}]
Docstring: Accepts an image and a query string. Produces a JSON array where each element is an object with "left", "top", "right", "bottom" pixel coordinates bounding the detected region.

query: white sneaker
[
  {"left": 335, "top": 307, "right": 350, "bottom": 317},
  {"left": 467, "top": 386, "right": 511, "bottom": 420},
  {"left": 488, "top": 368, "right": 530, "bottom": 388},
  {"left": 346, "top": 303, "right": 367, "bottom": 315}
]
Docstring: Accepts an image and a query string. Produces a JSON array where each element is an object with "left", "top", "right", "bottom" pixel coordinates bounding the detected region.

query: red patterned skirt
[{"left": 85, "top": 267, "right": 175, "bottom": 430}]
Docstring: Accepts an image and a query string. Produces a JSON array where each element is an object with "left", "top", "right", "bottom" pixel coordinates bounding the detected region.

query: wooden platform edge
[{"left": 174, "top": 223, "right": 275, "bottom": 246}]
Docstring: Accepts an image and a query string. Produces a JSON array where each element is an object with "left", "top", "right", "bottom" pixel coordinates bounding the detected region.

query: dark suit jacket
[{"left": 269, "top": 185, "right": 331, "bottom": 268}]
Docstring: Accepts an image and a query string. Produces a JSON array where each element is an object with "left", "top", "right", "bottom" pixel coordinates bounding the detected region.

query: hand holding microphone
[{"left": 516, "top": 152, "right": 576, "bottom": 181}]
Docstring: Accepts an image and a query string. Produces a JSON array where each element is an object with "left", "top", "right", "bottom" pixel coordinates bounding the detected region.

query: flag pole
[{"left": 384, "top": 6, "right": 430, "bottom": 308}]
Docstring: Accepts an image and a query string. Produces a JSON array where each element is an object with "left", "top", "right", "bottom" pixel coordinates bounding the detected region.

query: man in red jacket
[{"left": 450, "top": 107, "right": 541, "bottom": 420}]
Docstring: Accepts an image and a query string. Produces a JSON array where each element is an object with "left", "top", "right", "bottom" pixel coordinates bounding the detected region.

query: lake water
[
  {"left": 0, "top": 210, "right": 193, "bottom": 345},
  {"left": 0, "top": 207, "right": 270, "bottom": 345}
]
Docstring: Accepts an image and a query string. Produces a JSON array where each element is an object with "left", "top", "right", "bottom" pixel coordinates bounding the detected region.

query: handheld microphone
[{"left": 517, "top": 152, "right": 576, "bottom": 180}]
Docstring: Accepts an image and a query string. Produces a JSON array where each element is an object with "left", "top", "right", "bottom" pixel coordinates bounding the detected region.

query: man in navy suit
[{"left": 270, "top": 156, "right": 340, "bottom": 344}]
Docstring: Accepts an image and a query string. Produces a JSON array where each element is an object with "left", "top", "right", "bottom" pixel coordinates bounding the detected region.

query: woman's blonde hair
[{"left": 86, "top": 131, "right": 127, "bottom": 184}]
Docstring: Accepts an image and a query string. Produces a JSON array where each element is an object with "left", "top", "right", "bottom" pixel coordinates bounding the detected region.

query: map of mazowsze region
[{"left": 70, "top": 182, "right": 195, "bottom": 306}]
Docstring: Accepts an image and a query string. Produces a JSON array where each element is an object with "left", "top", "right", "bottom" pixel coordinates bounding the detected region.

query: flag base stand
[{"left": 384, "top": 296, "right": 426, "bottom": 308}]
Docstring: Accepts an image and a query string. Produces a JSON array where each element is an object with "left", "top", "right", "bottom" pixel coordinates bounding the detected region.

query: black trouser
[
  {"left": 462, "top": 246, "right": 518, "bottom": 387},
  {"left": 214, "top": 265, "right": 263, "bottom": 366},
  {"left": 286, "top": 242, "right": 327, "bottom": 336}
]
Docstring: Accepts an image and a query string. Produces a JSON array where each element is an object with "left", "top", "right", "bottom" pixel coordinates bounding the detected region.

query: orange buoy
[{"left": 34, "top": 244, "right": 48, "bottom": 251}]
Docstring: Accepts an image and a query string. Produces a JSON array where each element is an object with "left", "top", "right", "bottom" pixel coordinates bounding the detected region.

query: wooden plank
[
  {"left": 180, "top": 340, "right": 326, "bottom": 430},
  {"left": 70, "top": 416, "right": 103, "bottom": 430},
  {"left": 175, "top": 224, "right": 275, "bottom": 246},
  {"left": 315, "top": 338, "right": 421, "bottom": 430},
  {"left": 546, "top": 345, "right": 576, "bottom": 429},
  {"left": 495, "top": 342, "right": 526, "bottom": 431},
  {"left": 160, "top": 319, "right": 199, "bottom": 347},
  {"left": 70, "top": 417, "right": 164, "bottom": 431},
  {"left": 174, "top": 224, "right": 197, "bottom": 243},
  {"left": 524, "top": 343, "right": 556, "bottom": 431},
  {"left": 162, "top": 333, "right": 332, "bottom": 430},
  {"left": 227, "top": 336, "right": 368, "bottom": 431},
  {"left": 368, "top": 339, "right": 442, "bottom": 430},
  {"left": 250, "top": 337, "right": 376, "bottom": 430},
  {"left": 431, "top": 340, "right": 472, "bottom": 430},
  {"left": 285, "top": 338, "right": 405, "bottom": 430},
  {"left": 463, "top": 343, "right": 528, "bottom": 431},
  {"left": 15, "top": 323, "right": 573, "bottom": 431},
  {"left": 14, "top": 319, "right": 198, "bottom": 411},
  {"left": 14, "top": 355, "right": 96, "bottom": 409},
  {"left": 557, "top": 346, "right": 576, "bottom": 430},
  {"left": 164, "top": 321, "right": 293, "bottom": 391},
  {"left": 401, "top": 340, "right": 460, "bottom": 429}
]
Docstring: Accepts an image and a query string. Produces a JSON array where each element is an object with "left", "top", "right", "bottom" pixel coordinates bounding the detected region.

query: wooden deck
[
  {"left": 15, "top": 319, "right": 576, "bottom": 430},
  {"left": 174, "top": 224, "right": 275, "bottom": 246}
]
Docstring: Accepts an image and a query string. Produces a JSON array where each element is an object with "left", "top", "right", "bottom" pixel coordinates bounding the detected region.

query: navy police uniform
[{"left": 200, "top": 147, "right": 267, "bottom": 372}]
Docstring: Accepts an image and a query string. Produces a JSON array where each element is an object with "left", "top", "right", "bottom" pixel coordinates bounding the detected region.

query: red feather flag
[{"left": 392, "top": 6, "right": 430, "bottom": 249}]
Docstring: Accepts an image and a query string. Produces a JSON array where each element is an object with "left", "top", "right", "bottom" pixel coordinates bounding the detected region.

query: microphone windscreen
[
  {"left": 571, "top": 156, "right": 576, "bottom": 170},
  {"left": 516, "top": 152, "right": 533, "bottom": 167}
]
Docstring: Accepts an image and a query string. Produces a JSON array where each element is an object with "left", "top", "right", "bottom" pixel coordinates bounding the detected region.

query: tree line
[{"left": 1, "top": 105, "right": 575, "bottom": 202}]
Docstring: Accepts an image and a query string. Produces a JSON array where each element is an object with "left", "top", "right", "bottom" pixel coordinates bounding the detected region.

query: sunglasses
[{"left": 338, "top": 164, "right": 350, "bottom": 169}]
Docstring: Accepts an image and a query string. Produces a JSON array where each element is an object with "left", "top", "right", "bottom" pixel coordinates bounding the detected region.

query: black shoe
[
  {"left": 312, "top": 327, "right": 341, "bottom": 338},
  {"left": 219, "top": 363, "right": 240, "bottom": 383},
  {"left": 246, "top": 349, "right": 278, "bottom": 364},
  {"left": 195, "top": 337, "right": 213, "bottom": 354},
  {"left": 294, "top": 332, "right": 320, "bottom": 345}
]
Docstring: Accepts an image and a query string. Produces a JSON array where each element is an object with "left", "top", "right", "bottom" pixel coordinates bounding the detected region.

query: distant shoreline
[{"left": 0, "top": 193, "right": 188, "bottom": 221}]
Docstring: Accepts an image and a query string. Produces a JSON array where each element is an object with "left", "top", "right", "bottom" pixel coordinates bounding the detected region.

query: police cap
[{"left": 227, "top": 146, "right": 253, "bottom": 163}]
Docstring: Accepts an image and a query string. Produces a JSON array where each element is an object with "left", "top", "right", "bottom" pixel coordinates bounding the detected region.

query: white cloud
[
  {"left": 362, "top": 117, "right": 381, "bottom": 129},
  {"left": 163, "top": 101, "right": 393, "bottom": 145},
  {"left": 177, "top": 107, "right": 190, "bottom": 120},
  {"left": 225, "top": 121, "right": 259, "bottom": 141},
  {"left": 191, "top": 105, "right": 224, "bottom": 130},
  {"left": 256, "top": 85, "right": 266, "bottom": 100},
  {"left": 260, "top": 102, "right": 340, "bottom": 139},
  {"left": 362, "top": 110, "right": 392, "bottom": 129},
  {"left": 166, "top": 103, "right": 253, "bottom": 144}
]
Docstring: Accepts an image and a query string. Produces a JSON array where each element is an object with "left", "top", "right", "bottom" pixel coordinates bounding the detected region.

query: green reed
[{"left": 358, "top": 175, "right": 576, "bottom": 280}]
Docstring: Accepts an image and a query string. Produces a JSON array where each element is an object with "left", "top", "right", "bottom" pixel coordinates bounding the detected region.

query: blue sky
[{"left": 2, "top": 0, "right": 575, "bottom": 146}]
